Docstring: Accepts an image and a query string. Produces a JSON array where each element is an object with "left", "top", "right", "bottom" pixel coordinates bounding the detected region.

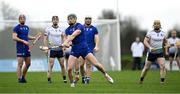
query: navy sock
[
  {"left": 48, "top": 78, "right": 51, "bottom": 81},
  {"left": 82, "top": 76, "right": 85, "bottom": 80},
  {"left": 161, "top": 78, "right": 165, "bottom": 82},
  {"left": 86, "top": 77, "right": 90, "bottom": 83},
  {"left": 86, "top": 77, "right": 90, "bottom": 80},
  {"left": 18, "top": 78, "right": 21, "bottom": 81},
  {"left": 82, "top": 76, "right": 86, "bottom": 83},
  {"left": 63, "top": 76, "right": 66, "bottom": 80},
  {"left": 140, "top": 77, "right": 144, "bottom": 81},
  {"left": 21, "top": 75, "right": 25, "bottom": 80}
]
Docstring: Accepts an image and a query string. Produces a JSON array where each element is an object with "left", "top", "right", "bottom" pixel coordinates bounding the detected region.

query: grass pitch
[{"left": 0, "top": 71, "right": 179, "bottom": 93}]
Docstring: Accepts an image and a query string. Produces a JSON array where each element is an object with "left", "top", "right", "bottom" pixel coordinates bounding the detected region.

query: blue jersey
[
  {"left": 65, "top": 23, "right": 88, "bottom": 51},
  {"left": 13, "top": 24, "right": 30, "bottom": 57},
  {"left": 84, "top": 25, "right": 98, "bottom": 51}
]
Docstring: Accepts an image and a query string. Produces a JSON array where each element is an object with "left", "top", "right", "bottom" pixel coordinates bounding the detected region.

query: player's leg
[
  {"left": 68, "top": 55, "right": 77, "bottom": 87},
  {"left": 57, "top": 57, "right": 67, "bottom": 83},
  {"left": 176, "top": 56, "right": 180, "bottom": 70},
  {"left": 65, "top": 58, "right": 68, "bottom": 71},
  {"left": 86, "top": 60, "right": 92, "bottom": 84},
  {"left": 65, "top": 52, "right": 70, "bottom": 71},
  {"left": 73, "top": 59, "right": 80, "bottom": 83},
  {"left": 17, "top": 57, "right": 24, "bottom": 82},
  {"left": 157, "top": 57, "right": 166, "bottom": 83},
  {"left": 57, "top": 50, "right": 67, "bottom": 83},
  {"left": 85, "top": 53, "right": 114, "bottom": 84},
  {"left": 21, "top": 56, "right": 31, "bottom": 83},
  {"left": 139, "top": 52, "right": 155, "bottom": 84},
  {"left": 139, "top": 60, "right": 152, "bottom": 84},
  {"left": 47, "top": 57, "right": 55, "bottom": 83},
  {"left": 169, "top": 54, "right": 173, "bottom": 71},
  {"left": 79, "top": 57, "right": 86, "bottom": 84}
]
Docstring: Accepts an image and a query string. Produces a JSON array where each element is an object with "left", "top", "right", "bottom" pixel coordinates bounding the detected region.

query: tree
[
  {"left": 98, "top": 9, "right": 116, "bottom": 19},
  {"left": 98, "top": 9, "right": 147, "bottom": 69},
  {"left": 120, "top": 16, "right": 146, "bottom": 54},
  {"left": 0, "top": 1, "right": 20, "bottom": 20},
  {"left": 98, "top": 9, "right": 146, "bottom": 54},
  {"left": 0, "top": 1, "right": 20, "bottom": 59}
]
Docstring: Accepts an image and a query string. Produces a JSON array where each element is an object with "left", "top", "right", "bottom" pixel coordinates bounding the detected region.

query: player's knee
[
  {"left": 68, "top": 68, "right": 72, "bottom": 73},
  {"left": 50, "top": 62, "right": 54, "bottom": 66},
  {"left": 18, "top": 63, "right": 23, "bottom": 68},
  {"left": 144, "top": 67, "right": 150, "bottom": 71},
  {"left": 160, "top": 64, "right": 165, "bottom": 70},
  {"left": 80, "top": 64, "right": 84, "bottom": 69},
  {"left": 60, "top": 63, "right": 65, "bottom": 68},
  {"left": 26, "top": 63, "right": 31, "bottom": 69},
  {"left": 87, "top": 62, "right": 91, "bottom": 67},
  {"left": 87, "top": 65, "right": 92, "bottom": 69}
]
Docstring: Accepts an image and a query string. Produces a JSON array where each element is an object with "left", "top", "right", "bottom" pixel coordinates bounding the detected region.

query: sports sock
[
  {"left": 140, "top": 77, "right": 144, "bottom": 81},
  {"left": 161, "top": 78, "right": 165, "bottom": 82},
  {"left": 63, "top": 76, "right": 66, "bottom": 80},
  {"left": 48, "top": 77, "right": 51, "bottom": 81}
]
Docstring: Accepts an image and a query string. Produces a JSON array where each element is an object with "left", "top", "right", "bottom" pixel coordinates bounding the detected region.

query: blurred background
[{"left": 0, "top": 0, "right": 180, "bottom": 71}]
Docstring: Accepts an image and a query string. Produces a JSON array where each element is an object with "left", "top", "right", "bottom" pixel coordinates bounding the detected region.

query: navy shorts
[
  {"left": 49, "top": 50, "right": 64, "bottom": 58},
  {"left": 70, "top": 47, "right": 91, "bottom": 59},
  {"left": 17, "top": 51, "right": 31, "bottom": 57},
  {"left": 169, "top": 53, "right": 179, "bottom": 58},
  {"left": 89, "top": 49, "right": 95, "bottom": 55},
  {"left": 147, "top": 52, "right": 164, "bottom": 62},
  {"left": 17, "top": 48, "right": 31, "bottom": 57}
]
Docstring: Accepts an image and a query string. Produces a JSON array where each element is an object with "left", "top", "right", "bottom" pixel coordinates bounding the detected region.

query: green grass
[{"left": 0, "top": 71, "right": 180, "bottom": 93}]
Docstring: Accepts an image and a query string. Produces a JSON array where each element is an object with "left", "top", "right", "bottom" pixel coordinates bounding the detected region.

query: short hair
[
  {"left": 52, "top": 16, "right": 59, "bottom": 21},
  {"left": 153, "top": 20, "right": 161, "bottom": 26},
  {"left": 67, "top": 14, "right": 77, "bottom": 19},
  {"left": 171, "top": 30, "right": 177, "bottom": 33}
]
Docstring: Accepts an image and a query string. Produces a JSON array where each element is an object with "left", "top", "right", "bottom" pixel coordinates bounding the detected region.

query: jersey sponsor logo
[
  {"left": 20, "top": 27, "right": 28, "bottom": 30},
  {"left": 85, "top": 28, "right": 92, "bottom": 31},
  {"left": 17, "top": 53, "right": 24, "bottom": 55},
  {"left": 20, "top": 27, "right": 23, "bottom": 30},
  {"left": 152, "top": 38, "right": 163, "bottom": 41}
]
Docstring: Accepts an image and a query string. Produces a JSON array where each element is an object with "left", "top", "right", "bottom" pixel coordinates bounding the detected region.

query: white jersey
[
  {"left": 44, "top": 26, "right": 64, "bottom": 47},
  {"left": 168, "top": 37, "right": 180, "bottom": 53},
  {"left": 146, "top": 30, "right": 166, "bottom": 53},
  {"left": 131, "top": 42, "right": 144, "bottom": 57}
]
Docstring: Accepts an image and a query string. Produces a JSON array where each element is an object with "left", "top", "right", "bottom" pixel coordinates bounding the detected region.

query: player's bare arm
[
  {"left": 12, "top": 32, "right": 29, "bottom": 46},
  {"left": 28, "top": 35, "right": 36, "bottom": 40},
  {"left": 94, "top": 34, "right": 100, "bottom": 52},
  {"left": 163, "top": 37, "right": 168, "bottom": 55},
  {"left": 61, "top": 33, "right": 66, "bottom": 51},
  {"left": 143, "top": 37, "right": 151, "bottom": 49},
  {"left": 43, "top": 35, "right": 48, "bottom": 47},
  {"left": 62, "top": 29, "right": 81, "bottom": 47}
]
